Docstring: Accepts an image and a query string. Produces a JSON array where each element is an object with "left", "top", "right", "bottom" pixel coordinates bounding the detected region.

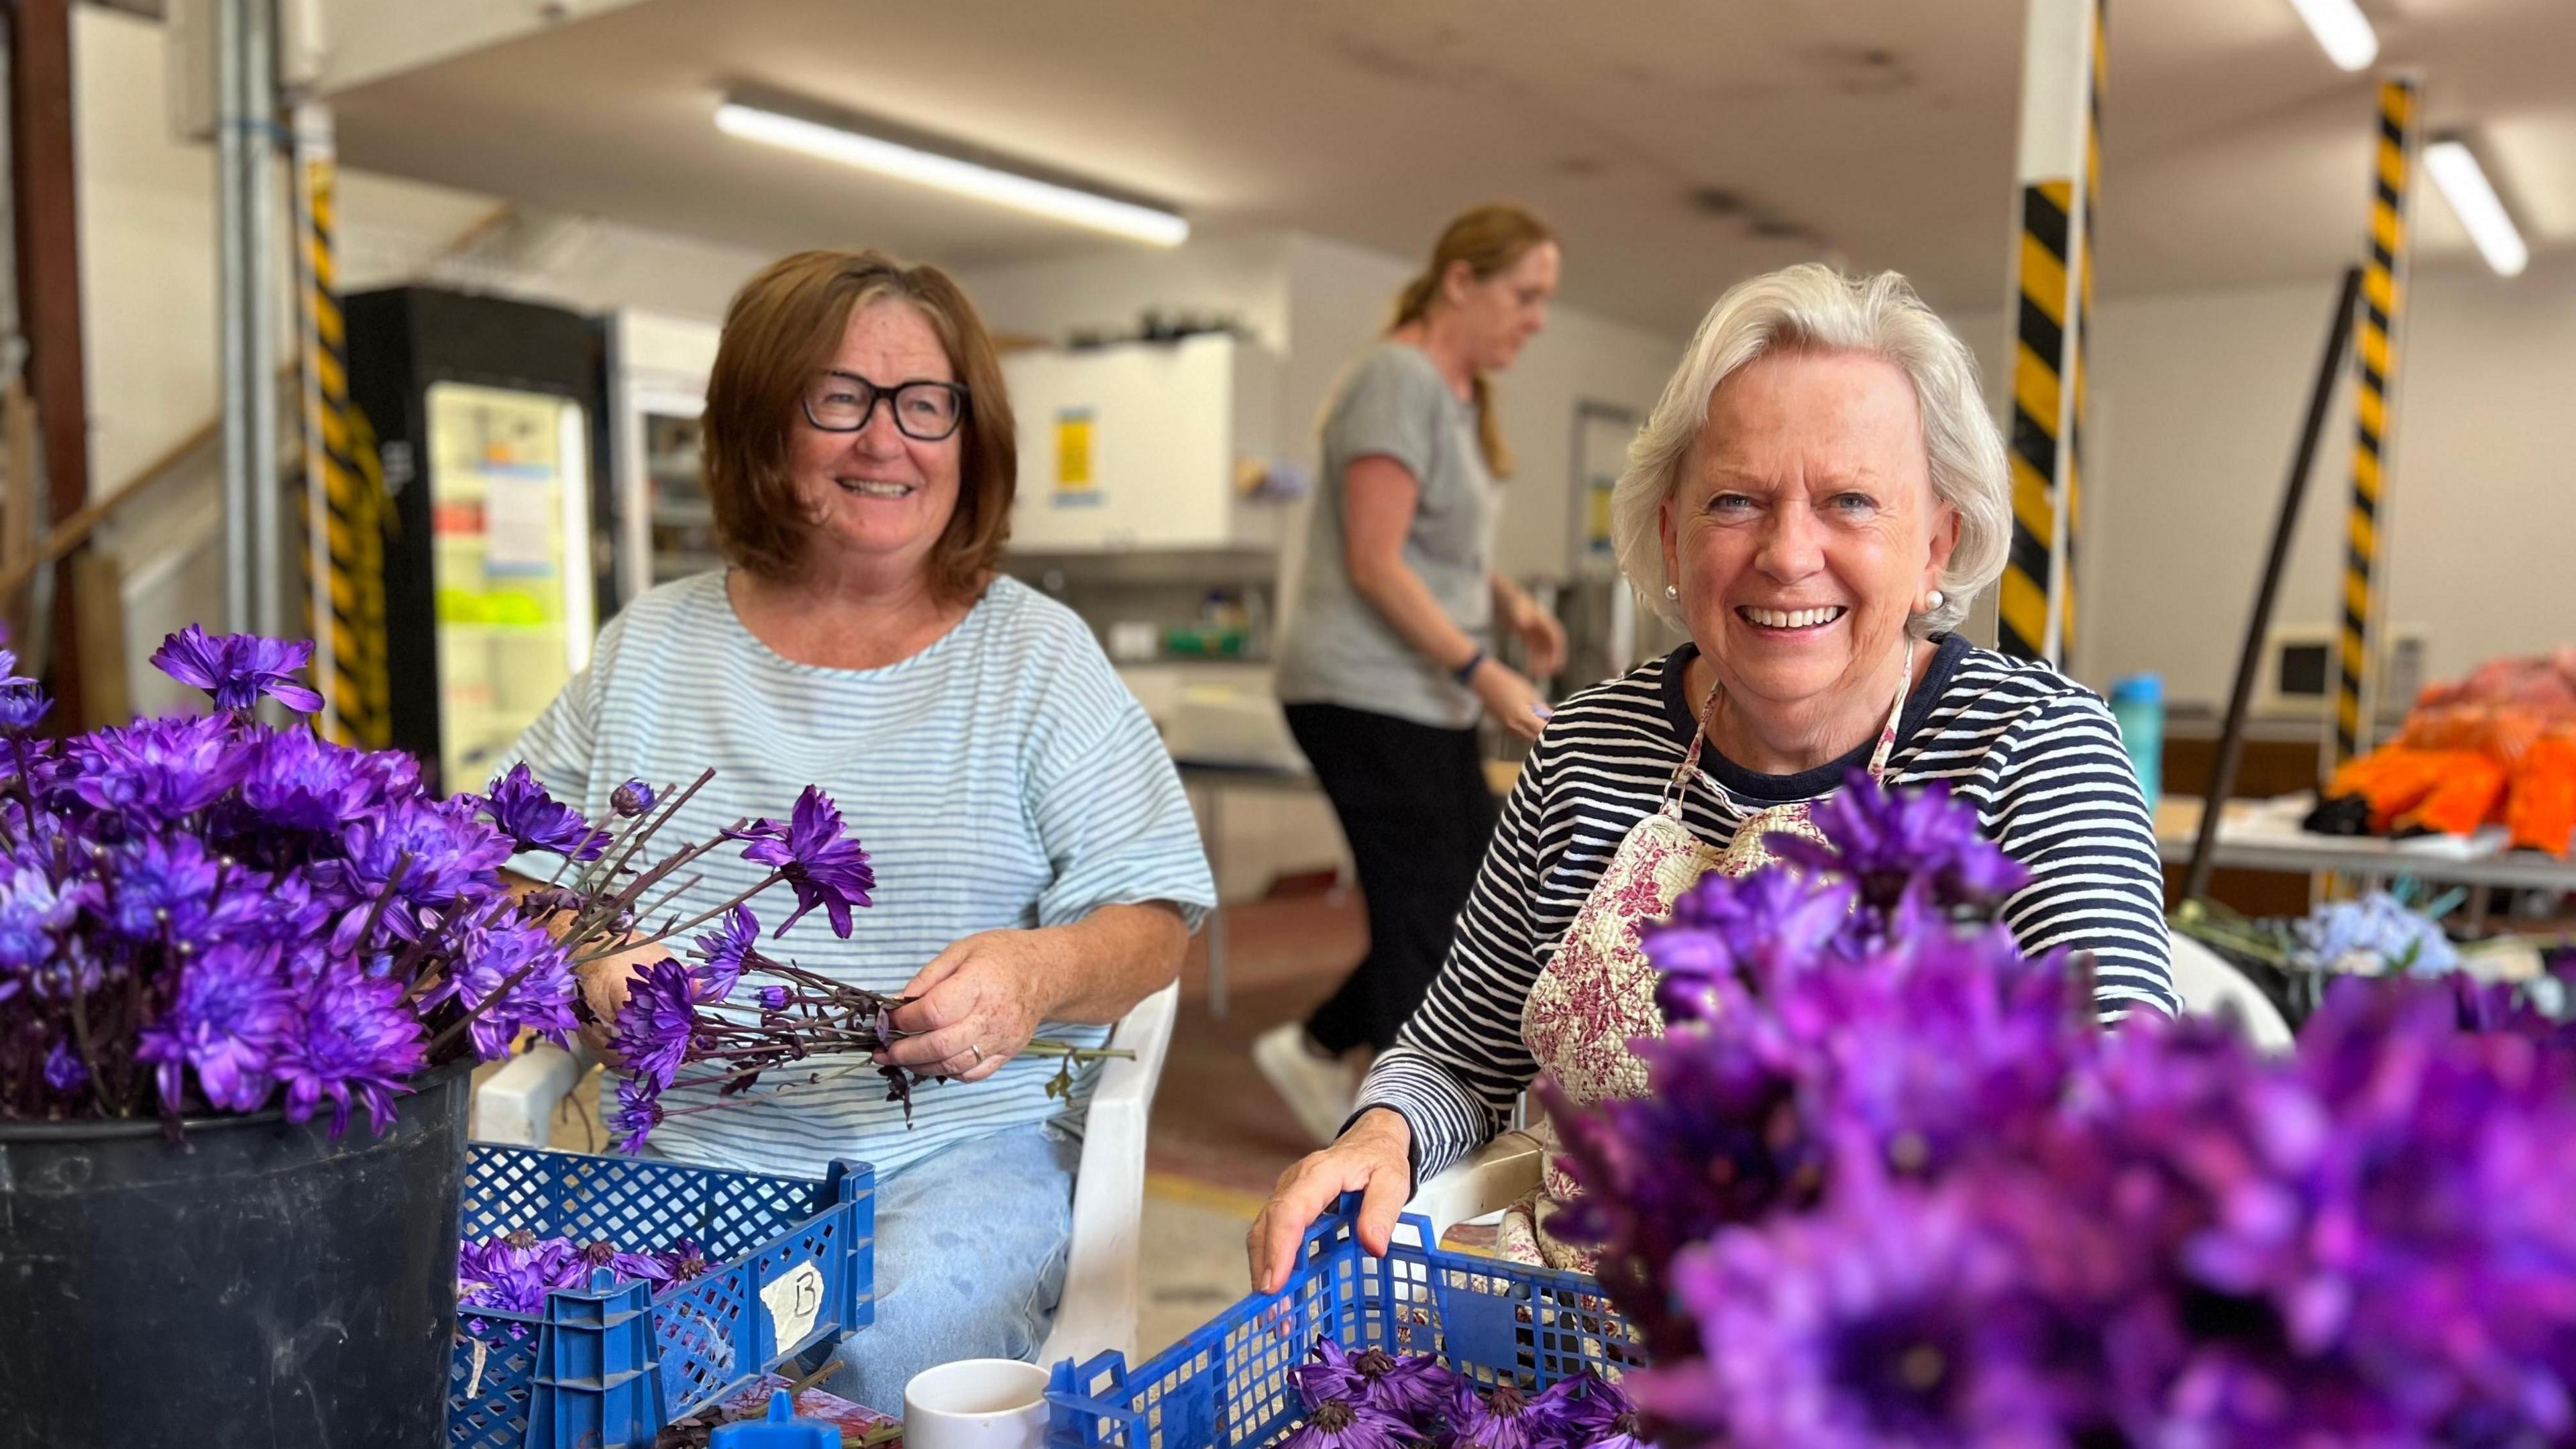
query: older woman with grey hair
[{"left": 1247, "top": 262, "right": 2176, "bottom": 1283}]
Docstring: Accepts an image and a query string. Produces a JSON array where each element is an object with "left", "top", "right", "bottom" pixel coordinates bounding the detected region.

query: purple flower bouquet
[
  {"left": 1550, "top": 771, "right": 2576, "bottom": 1448},
  {"left": 0, "top": 626, "right": 1112, "bottom": 1145}
]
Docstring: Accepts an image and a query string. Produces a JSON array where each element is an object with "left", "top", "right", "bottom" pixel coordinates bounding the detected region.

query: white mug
[{"left": 904, "top": 1358, "right": 1051, "bottom": 1449}]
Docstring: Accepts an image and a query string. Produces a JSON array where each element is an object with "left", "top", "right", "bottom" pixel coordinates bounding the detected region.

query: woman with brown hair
[
  {"left": 499, "top": 250, "right": 1214, "bottom": 1405},
  {"left": 1259, "top": 204, "right": 1566, "bottom": 1143}
]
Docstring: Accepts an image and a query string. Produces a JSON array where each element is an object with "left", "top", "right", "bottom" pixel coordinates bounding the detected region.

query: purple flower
[
  {"left": 1769, "top": 771, "right": 2028, "bottom": 916},
  {"left": 424, "top": 910, "right": 579, "bottom": 1059},
  {"left": 135, "top": 943, "right": 294, "bottom": 1113},
  {"left": 611, "top": 779, "right": 655, "bottom": 818},
  {"left": 1282, "top": 1399, "right": 1413, "bottom": 1449},
  {"left": 1441, "top": 1379, "right": 1573, "bottom": 1449},
  {"left": 1295, "top": 1341, "right": 1458, "bottom": 1432},
  {"left": 0, "top": 861, "right": 88, "bottom": 989},
  {"left": 66, "top": 714, "right": 244, "bottom": 822},
  {"left": 0, "top": 648, "right": 48, "bottom": 734},
  {"left": 578, "top": 1236, "right": 673, "bottom": 1287},
  {"left": 99, "top": 831, "right": 234, "bottom": 944},
  {"left": 610, "top": 1076, "right": 666, "bottom": 1155},
  {"left": 1551, "top": 1374, "right": 1650, "bottom": 1449},
  {"left": 653, "top": 1238, "right": 711, "bottom": 1283},
  {"left": 1644, "top": 869, "right": 1852, "bottom": 1023},
  {"left": 274, "top": 969, "right": 426, "bottom": 1135},
  {"left": 756, "top": 984, "right": 790, "bottom": 1012},
  {"left": 476, "top": 764, "right": 604, "bottom": 861},
  {"left": 317, "top": 797, "right": 513, "bottom": 947},
  {"left": 690, "top": 904, "right": 757, "bottom": 1004},
  {"left": 42, "top": 1039, "right": 89, "bottom": 1095},
  {"left": 1642, "top": 1180, "right": 2068, "bottom": 1449},
  {"left": 149, "top": 625, "right": 325, "bottom": 714},
  {"left": 458, "top": 1233, "right": 572, "bottom": 1315},
  {"left": 610, "top": 957, "right": 700, "bottom": 1095},
  {"left": 235, "top": 729, "right": 383, "bottom": 833},
  {"left": 728, "top": 787, "right": 873, "bottom": 938}
]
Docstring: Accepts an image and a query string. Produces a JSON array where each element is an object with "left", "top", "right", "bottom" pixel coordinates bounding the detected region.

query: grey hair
[{"left": 1609, "top": 263, "right": 2009, "bottom": 638}]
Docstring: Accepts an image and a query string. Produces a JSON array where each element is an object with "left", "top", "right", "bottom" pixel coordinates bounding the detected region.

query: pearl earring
[
  {"left": 1925, "top": 589, "right": 1945, "bottom": 611},
  {"left": 1664, "top": 584, "right": 1679, "bottom": 601}
]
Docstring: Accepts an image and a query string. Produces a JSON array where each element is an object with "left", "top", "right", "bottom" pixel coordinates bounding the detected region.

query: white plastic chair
[
  {"left": 1402, "top": 943, "right": 2298, "bottom": 1230},
  {"left": 469, "top": 979, "right": 1182, "bottom": 1366}
]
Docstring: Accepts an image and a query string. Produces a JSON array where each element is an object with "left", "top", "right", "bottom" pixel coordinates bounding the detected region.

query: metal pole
[
  {"left": 2182, "top": 265, "right": 2362, "bottom": 904},
  {"left": 246, "top": 0, "right": 282, "bottom": 641},
  {"left": 216, "top": 0, "right": 250, "bottom": 632}
]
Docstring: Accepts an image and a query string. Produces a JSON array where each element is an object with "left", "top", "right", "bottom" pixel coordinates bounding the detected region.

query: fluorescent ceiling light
[
  {"left": 2425, "top": 139, "right": 2530, "bottom": 277},
  {"left": 2284, "top": 0, "right": 2379, "bottom": 71},
  {"left": 716, "top": 95, "right": 1189, "bottom": 248}
]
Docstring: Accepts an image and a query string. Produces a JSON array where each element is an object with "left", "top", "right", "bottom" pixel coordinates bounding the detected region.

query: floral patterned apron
[{"left": 1503, "top": 649, "right": 1915, "bottom": 1269}]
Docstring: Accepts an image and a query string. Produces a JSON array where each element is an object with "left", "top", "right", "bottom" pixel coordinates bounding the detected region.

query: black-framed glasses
[{"left": 800, "top": 370, "right": 971, "bottom": 441}]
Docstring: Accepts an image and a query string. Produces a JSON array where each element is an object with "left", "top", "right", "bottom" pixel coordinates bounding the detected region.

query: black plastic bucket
[{"left": 0, "top": 1059, "right": 472, "bottom": 1447}]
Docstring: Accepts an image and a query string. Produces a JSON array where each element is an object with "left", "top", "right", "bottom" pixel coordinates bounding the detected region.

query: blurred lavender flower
[
  {"left": 134, "top": 943, "right": 294, "bottom": 1113},
  {"left": 2292, "top": 890, "right": 2458, "bottom": 977},
  {"left": 611, "top": 779, "right": 656, "bottom": 818},
  {"left": 729, "top": 786, "right": 874, "bottom": 937},
  {"left": 654, "top": 1239, "right": 711, "bottom": 1283},
  {"left": 99, "top": 831, "right": 237, "bottom": 945},
  {"left": 0, "top": 648, "right": 48, "bottom": 735},
  {"left": 0, "top": 861, "right": 88, "bottom": 991},
  {"left": 690, "top": 904, "right": 757, "bottom": 1004},
  {"left": 1645, "top": 1179, "right": 2067, "bottom": 1449},
  {"left": 755, "top": 984, "right": 790, "bottom": 1012},
  {"left": 274, "top": 970, "right": 427, "bottom": 1135},
  {"left": 1644, "top": 868, "right": 1851, "bottom": 1024},
  {"left": 476, "top": 763, "right": 604, "bottom": 861},
  {"left": 42, "top": 1039, "right": 88, "bottom": 1095},
  {"left": 149, "top": 625, "right": 324, "bottom": 714},
  {"left": 1770, "top": 771, "right": 2027, "bottom": 917}
]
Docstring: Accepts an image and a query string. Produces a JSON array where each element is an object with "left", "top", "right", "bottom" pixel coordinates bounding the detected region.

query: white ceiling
[{"left": 325, "top": 0, "right": 2576, "bottom": 333}]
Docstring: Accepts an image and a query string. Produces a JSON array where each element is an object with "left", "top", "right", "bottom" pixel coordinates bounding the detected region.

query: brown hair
[
  {"left": 1389, "top": 203, "right": 1556, "bottom": 478},
  {"left": 702, "top": 249, "right": 1017, "bottom": 598}
]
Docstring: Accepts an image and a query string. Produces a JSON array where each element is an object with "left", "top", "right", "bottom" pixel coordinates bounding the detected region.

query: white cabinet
[{"left": 1001, "top": 333, "right": 1288, "bottom": 553}]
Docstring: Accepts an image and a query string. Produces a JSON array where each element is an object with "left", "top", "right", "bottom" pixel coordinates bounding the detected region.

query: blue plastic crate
[
  {"left": 446, "top": 1142, "right": 875, "bottom": 1449},
  {"left": 1046, "top": 1199, "right": 1644, "bottom": 1449}
]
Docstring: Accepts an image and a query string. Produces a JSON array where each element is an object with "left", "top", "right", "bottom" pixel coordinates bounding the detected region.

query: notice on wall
[
  {"left": 760, "top": 1260, "right": 826, "bottom": 1351},
  {"left": 1053, "top": 408, "right": 1101, "bottom": 508}
]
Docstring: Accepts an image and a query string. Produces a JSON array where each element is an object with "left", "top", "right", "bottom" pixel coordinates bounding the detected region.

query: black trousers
[{"left": 1285, "top": 702, "right": 1500, "bottom": 1055}]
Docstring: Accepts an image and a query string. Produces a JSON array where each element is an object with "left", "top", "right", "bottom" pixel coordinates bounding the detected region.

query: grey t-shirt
[{"left": 1275, "top": 343, "right": 1499, "bottom": 729}]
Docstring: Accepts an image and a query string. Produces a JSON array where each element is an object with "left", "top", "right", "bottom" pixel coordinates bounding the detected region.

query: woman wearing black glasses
[{"left": 496, "top": 250, "right": 1214, "bottom": 1406}]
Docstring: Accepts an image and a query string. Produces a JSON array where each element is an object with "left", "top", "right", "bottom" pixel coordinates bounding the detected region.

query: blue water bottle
[{"left": 2108, "top": 674, "right": 2164, "bottom": 805}]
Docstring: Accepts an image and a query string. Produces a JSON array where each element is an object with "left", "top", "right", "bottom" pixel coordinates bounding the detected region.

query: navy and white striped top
[
  {"left": 1358, "top": 633, "right": 2178, "bottom": 1184},
  {"left": 501, "top": 571, "right": 1216, "bottom": 1180}
]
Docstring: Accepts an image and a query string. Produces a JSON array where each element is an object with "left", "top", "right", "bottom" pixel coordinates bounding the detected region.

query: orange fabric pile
[{"left": 2320, "top": 649, "right": 2576, "bottom": 856}]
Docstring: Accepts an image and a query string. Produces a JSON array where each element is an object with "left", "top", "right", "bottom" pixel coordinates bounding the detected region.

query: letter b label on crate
[{"left": 761, "top": 1261, "right": 827, "bottom": 1351}]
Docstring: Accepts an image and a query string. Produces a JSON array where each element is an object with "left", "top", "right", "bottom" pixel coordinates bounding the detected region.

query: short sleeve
[
  {"left": 1326, "top": 349, "right": 1445, "bottom": 488},
  {"left": 1024, "top": 657, "right": 1217, "bottom": 933}
]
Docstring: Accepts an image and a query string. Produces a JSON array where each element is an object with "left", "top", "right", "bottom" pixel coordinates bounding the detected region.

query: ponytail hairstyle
[{"left": 1389, "top": 203, "right": 1556, "bottom": 478}]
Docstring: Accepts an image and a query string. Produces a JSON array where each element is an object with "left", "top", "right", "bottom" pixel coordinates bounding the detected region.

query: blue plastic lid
[
  {"left": 2108, "top": 672, "right": 2163, "bottom": 704},
  {"left": 710, "top": 1392, "right": 838, "bottom": 1448}
]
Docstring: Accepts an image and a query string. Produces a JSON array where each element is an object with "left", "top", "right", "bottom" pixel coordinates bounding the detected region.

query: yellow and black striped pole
[
  {"left": 2326, "top": 76, "right": 2422, "bottom": 774},
  {"left": 290, "top": 101, "right": 392, "bottom": 748},
  {"left": 2000, "top": 0, "right": 2104, "bottom": 669}
]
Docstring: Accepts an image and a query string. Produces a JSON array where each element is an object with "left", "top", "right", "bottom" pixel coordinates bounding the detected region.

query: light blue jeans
[{"left": 805, "top": 1122, "right": 1078, "bottom": 1412}]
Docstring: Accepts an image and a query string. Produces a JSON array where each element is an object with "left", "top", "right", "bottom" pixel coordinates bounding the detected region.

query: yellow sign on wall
[{"left": 1054, "top": 408, "right": 1098, "bottom": 505}]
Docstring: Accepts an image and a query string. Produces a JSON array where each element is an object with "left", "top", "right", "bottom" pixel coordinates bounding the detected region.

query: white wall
[{"left": 2071, "top": 258, "right": 2576, "bottom": 705}]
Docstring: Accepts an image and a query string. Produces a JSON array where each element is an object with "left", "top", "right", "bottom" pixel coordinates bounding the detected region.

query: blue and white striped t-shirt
[{"left": 500, "top": 570, "right": 1215, "bottom": 1180}]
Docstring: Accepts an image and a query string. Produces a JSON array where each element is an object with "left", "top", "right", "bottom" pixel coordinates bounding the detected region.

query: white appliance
[
  {"left": 1000, "top": 333, "right": 1290, "bottom": 553},
  {"left": 605, "top": 309, "right": 725, "bottom": 607}
]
